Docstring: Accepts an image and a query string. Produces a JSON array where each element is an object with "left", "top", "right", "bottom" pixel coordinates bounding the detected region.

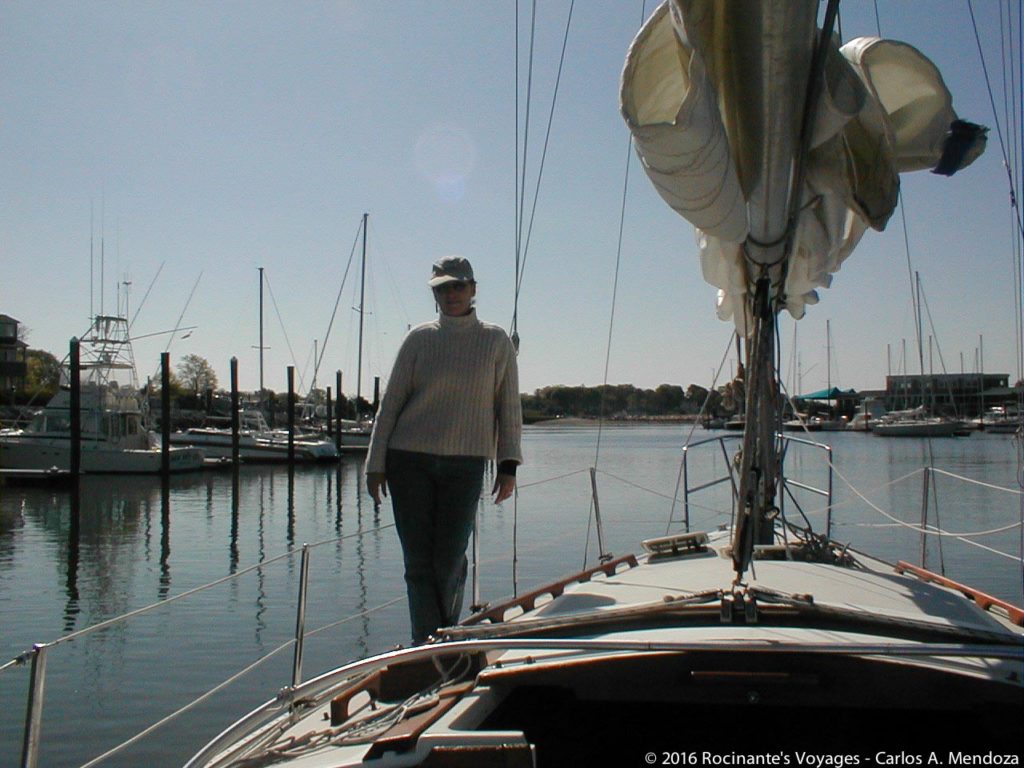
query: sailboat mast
[
  {"left": 258, "top": 266, "right": 265, "bottom": 398},
  {"left": 826, "top": 319, "right": 832, "bottom": 415},
  {"left": 90, "top": 202, "right": 94, "bottom": 323},
  {"left": 731, "top": 0, "right": 839, "bottom": 580},
  {"left": 356, "top": 212, "right": 367, "bottom": 412},
  {"left": 979, "top": 334, "right": 985, "bottom": 424}
]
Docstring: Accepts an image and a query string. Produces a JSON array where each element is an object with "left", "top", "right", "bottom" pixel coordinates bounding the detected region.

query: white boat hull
[
  {"left": 0, "top": 435, "right": 204, "bottom": 473},
  {"left": 339, "top": 429, "right": 371, "bottom": 451},
  {"left": 170, "top": 430, "right": 340, "bottom": 462},
  {"left": 872, "top": 419, "right": 963, "bottom": 437}
]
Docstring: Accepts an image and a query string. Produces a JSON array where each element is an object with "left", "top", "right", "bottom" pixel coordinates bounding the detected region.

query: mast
[
  {"left": 100, "top": 208, "right": 105, "bottom": 319},
  {"left": 90, "top": 202, "right": 94, "bottom": 323},
  {"left": 356, "top": 212, "right": 368, "bottom": 414},
  {"left": 915, "top": 272, "right": 926, "bottom": 409},
  {"left": 258, "top": 266, "right": 265, "bottom": 399},
  {"left": 979, "top": 334, "right": 985, "bottom": 426},
  {"left": 312, "top": 339, "right": 318, "bottom": 394},
  {"left": 729, "top": 0, "right": 837, "bottom": 579},
  {"left": 826, "top": 319, "right": 832, "bottom": 418}
]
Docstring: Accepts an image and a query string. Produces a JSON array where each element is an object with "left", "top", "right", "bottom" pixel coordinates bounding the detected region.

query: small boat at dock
[{"left": 170, "top": 410, "right": 340, "bottom": 463}]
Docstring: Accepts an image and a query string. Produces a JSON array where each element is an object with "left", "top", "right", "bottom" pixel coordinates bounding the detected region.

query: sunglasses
[{"left": 436, "top": 281, "right": 470, "bottom": 292}]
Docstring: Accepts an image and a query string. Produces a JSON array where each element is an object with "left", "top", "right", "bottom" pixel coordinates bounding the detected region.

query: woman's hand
[
  {"left": 367, "top": 473, "right": 388, "bottom": 505},
  {"left": 491, "top": 473, "right": 516, "bottom": 504}
]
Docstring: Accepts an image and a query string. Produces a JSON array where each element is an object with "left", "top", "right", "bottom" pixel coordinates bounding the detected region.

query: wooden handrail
[
  {"left": 895, "top": 561, "right": 1024, "bottom": 626},
  {"left": 462, "top": 554, "right": 639, "bottom": 626}
]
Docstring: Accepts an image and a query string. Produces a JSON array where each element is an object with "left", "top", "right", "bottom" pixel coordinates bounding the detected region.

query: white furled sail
[{"left": 621, "top": 0, "right": 986, "bottom": 333}]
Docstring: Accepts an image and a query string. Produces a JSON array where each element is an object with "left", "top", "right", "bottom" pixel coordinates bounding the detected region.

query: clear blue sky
[{"left": 2, "top": 1, "right": 1020, "bottom": 399}]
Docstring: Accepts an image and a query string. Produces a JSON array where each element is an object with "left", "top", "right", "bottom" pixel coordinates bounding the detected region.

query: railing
[
  {"left": 680, "top": 432, "right": 834, "bottom": 537},
  {"left": 6, "top": 524, "right": 400, "bottom": 768},
  {"left": 777, "top": 433, "right": 835, "bottom": 538},
  {"left": 680, "top": 433, "right": 742, "bottom": 533}
]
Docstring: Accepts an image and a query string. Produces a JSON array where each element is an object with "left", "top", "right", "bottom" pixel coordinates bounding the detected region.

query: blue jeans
[{"left": 386, "top": 450, "right": 485, "bottom": 643}]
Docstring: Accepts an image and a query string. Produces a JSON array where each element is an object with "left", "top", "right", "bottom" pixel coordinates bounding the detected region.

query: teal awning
[{"left": 797, "top": 387, "right": 857, "bottom": 400}]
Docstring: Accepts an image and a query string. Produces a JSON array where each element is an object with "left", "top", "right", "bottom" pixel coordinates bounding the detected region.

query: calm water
[{"left": 1, "top": 425, "right": 1021, "bottom": 766}]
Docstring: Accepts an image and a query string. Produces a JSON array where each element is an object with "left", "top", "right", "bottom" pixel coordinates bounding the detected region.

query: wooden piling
[
  {"left": 335, "top": 370, "right": 343, "bottom": 452},
  {"left": 69, "top": 338, "right": 81, "bottom": 479},
  {"left": 161, "top": 352, "right": 171, "bottom": 477},
  {"left": 230, "top": 357, "right": 240, "bottom": 467},
  {"left": 287, "top": 366, "right": 295, "bottom": 464},
  {"left": 326, "top": 387, "right": 333, "bottom": 437}
]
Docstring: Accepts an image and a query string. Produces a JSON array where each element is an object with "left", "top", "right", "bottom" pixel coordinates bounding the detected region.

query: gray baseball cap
[{"left": 428, "top": 255, "right": 475, "bottom": 287}]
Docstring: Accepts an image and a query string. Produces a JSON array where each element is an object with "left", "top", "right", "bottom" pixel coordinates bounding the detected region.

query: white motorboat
[
  {"left": 184, "top": 2, "right": 1021, "bottom": 766},
  {"left": 846, "top": 398, "right": 885, "bottom": 431},
  {"left": 972, "top": 407, "right": 1022, "bottom": 435},
  {"left": 170, "top": 410, "right": 340, "bottom": 462},
  {"left": 338, "top": 419, "right": 372, "bottom": 451},
  {"left": 845, "top": 411, "right": 873, "bottom": 431},
  {"left": 0, "top": 385, "right": 204, "bottom": 473},
  {"left": 0, "top": 315, "right": 204, "bottom": 474}
]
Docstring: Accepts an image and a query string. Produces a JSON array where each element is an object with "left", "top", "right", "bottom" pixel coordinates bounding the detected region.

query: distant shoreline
[{"left": 525, "top": 415, "right": 701, "bottom": 426}]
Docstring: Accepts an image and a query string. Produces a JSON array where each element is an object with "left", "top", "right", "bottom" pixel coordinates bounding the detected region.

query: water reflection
[
  {"left": 229, "top": 470, "right": 240, "bottom": 573},
  {"left": 354, "top": 484, "right": 370, "bottom": 658},
  {"left": 159, "top": 478, "right": 171, "bottom": 601},
  {"left": 255, "top": 471, "right": 269, "bottom": 641},
  {"left": 63, "top": 487, "right": 81, "bottom": 633}
]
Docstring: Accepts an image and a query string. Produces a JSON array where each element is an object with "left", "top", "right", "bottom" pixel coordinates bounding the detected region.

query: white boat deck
[{"left": 520, "top": 532, "right": 1019, "bottom": 638}]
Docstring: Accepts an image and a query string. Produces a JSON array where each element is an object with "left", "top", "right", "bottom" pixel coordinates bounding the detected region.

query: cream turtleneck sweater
[{"left": 365, "top": 310, "right": 523, "bottom": 474}]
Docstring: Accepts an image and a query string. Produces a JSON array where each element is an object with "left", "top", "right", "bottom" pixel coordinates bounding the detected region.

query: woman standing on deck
[{"left": 365, "top": 255, "right": 523, "bottom": 643}]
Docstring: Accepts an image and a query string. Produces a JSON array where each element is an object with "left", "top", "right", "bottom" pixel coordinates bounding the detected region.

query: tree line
[
  {"left": 12, "top": 348, "right": 741, "bottom": 422},
  {"left": 521, "top": 383, "right": 738, "bottom": 422}
]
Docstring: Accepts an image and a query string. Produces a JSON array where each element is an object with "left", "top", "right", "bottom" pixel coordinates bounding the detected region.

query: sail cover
[{"left": 620, "top": 0, "right": 986, "bottom": 332}]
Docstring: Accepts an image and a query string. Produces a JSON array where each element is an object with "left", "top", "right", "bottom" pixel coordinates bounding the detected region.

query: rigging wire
[
  {"left": 315, "top": 218, "right": 363, "bottom": 384},
  {"left": 513, "top": 0, "right": 576, "bottom": 323},
  {"left": 968, "top": 0, "right": 1024, "bottom": 243},
  {"left": 512, "top": 0, "right": 537, "bottom": 347},
  {"left": 966, "top": 0, "right": 1024, "bottom": 599},
  {"left": 128, "top": 261, "right": 164, "bottom": 330},
  {"left": 869, "top": 4, "right": 928, "bottom": 385},
  {"left": 665, "top": 332, "right": 738, "bottom": 535},
  {"left": 582, "top": 0, "right": 648, "bottom": 569},
  {"left": 367, "top": 218, "right": 412, "bottom": 331},
  {"left": 582, "top": 123, "right": 634, "bottom": 569},
  {"left": 262, "top": 272, "right": 303, "bottom": 392},
  {"left": 162, "top": 271, "right": 203, "bottom": 354},
  {"left": 510, "top": 0, "right": 577, "bottom": 586}
]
